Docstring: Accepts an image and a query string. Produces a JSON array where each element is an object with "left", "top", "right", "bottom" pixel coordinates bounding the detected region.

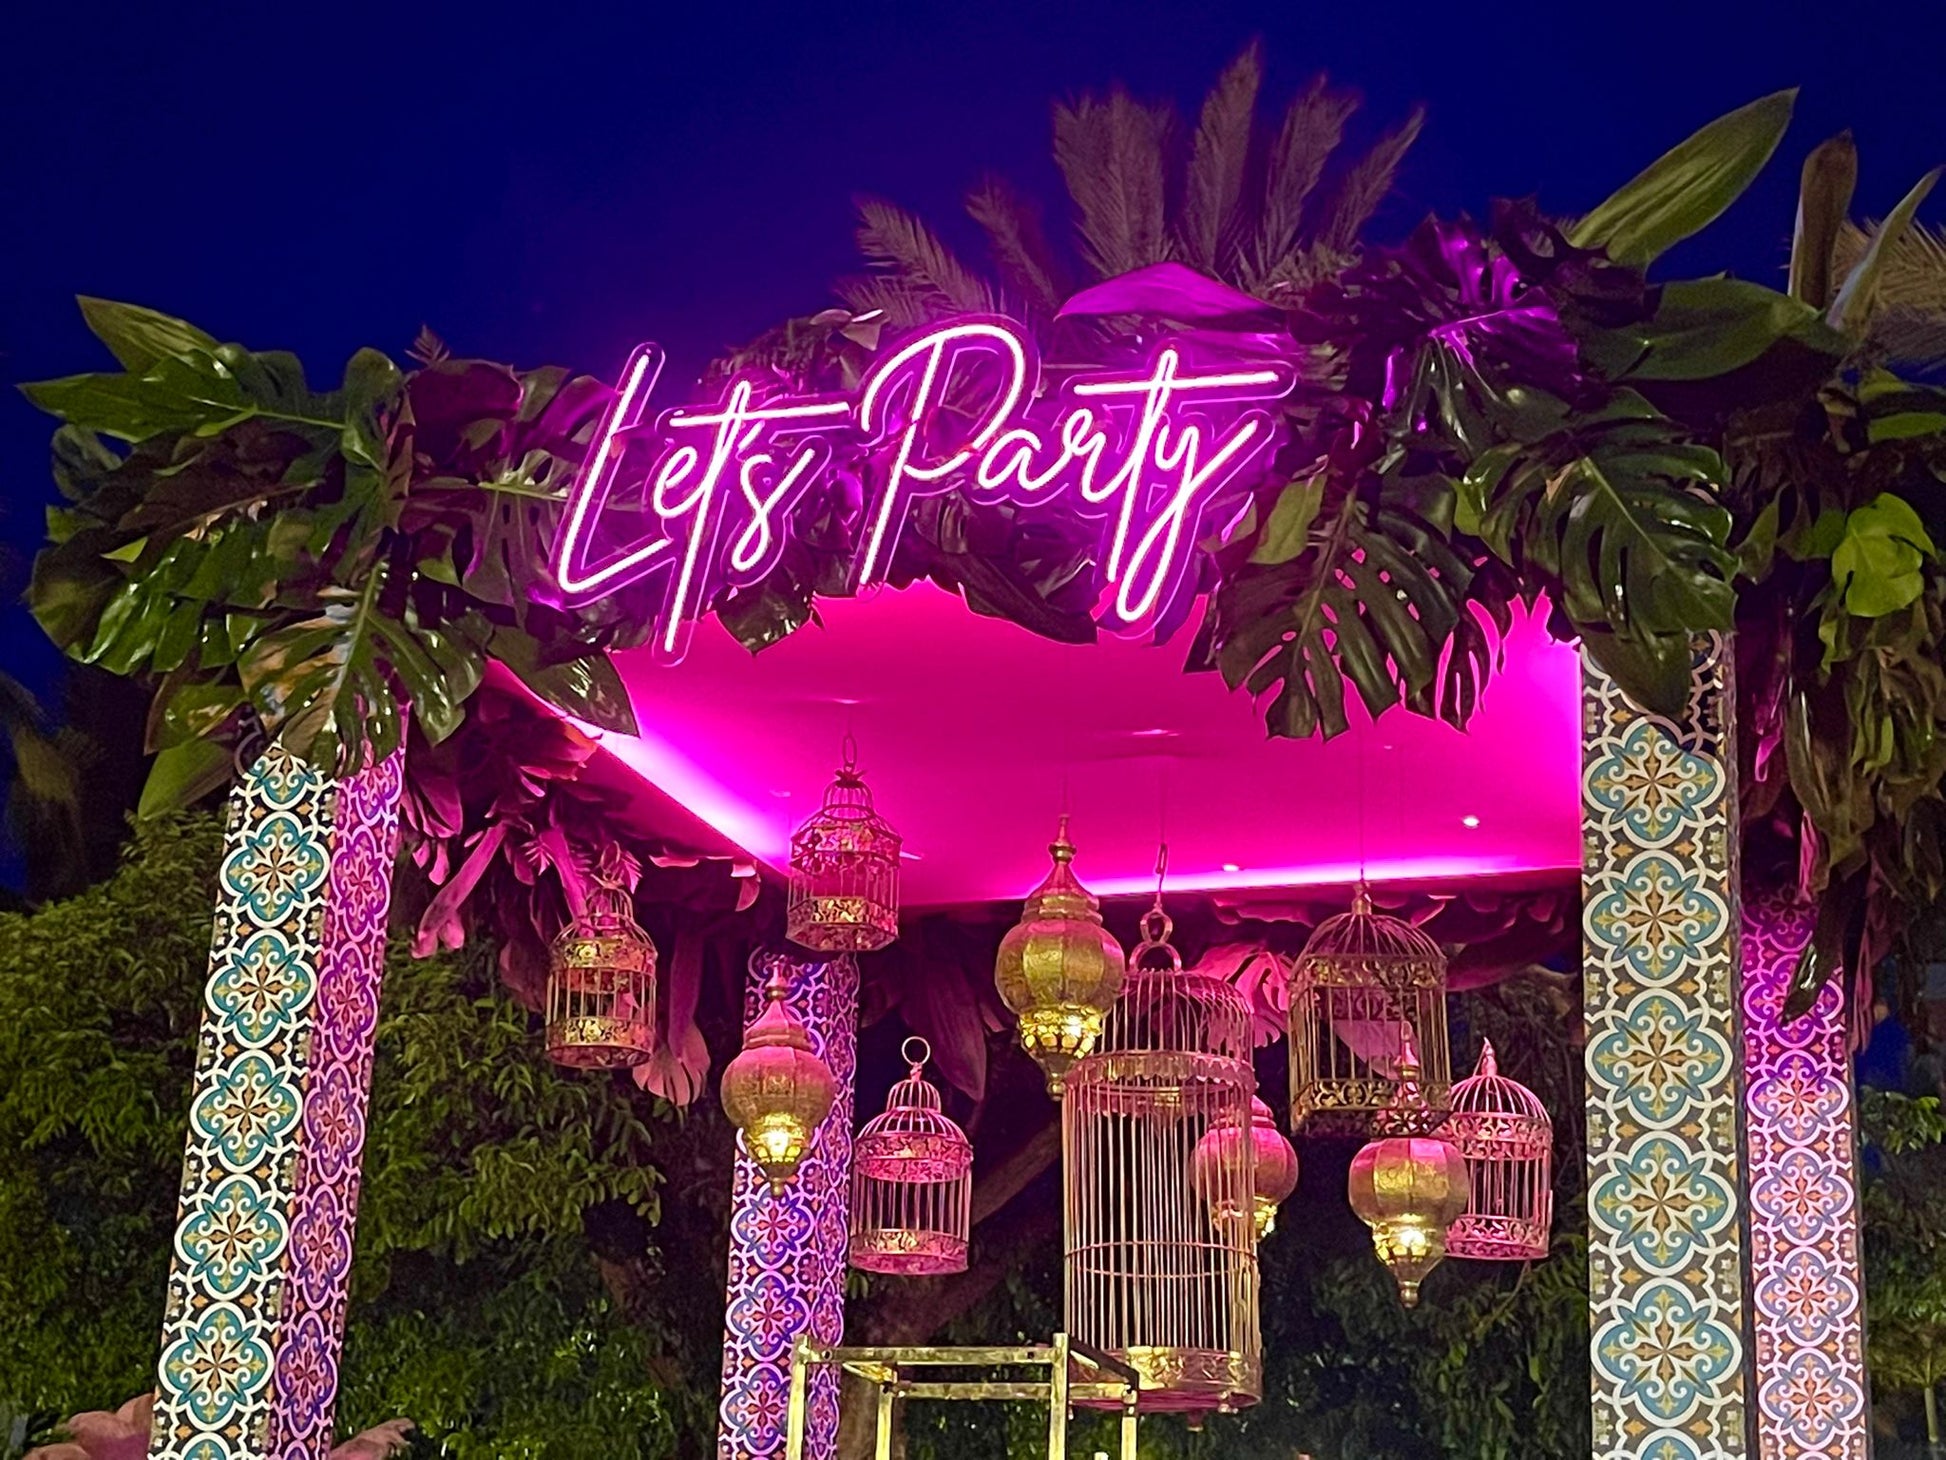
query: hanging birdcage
[
  {"left": 1065, "top": 894, "right": 1262, "bottom": 1412},
  {"left": 788, "top": 739, "right": 901, "bottom": 953},
  {"left": 544, "top": 880, "right": 657, "bottom": 1069},
  {"left": 1441, "top": 1041, "right": 1553, "bottom": 1262},
  {"left": 850, "top": 1037, "right": 973, "bottom": 1275},
  {"left": 1287, "top": 884, "right": 1451, "bottom": 1136}
]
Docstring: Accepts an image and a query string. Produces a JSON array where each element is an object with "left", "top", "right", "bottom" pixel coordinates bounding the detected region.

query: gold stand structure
[{"left": 785, "top": 1333, "right": 1141, "bottom": 1460}]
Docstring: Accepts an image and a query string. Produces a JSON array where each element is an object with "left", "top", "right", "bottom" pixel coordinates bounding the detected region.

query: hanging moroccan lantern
[
  {"left": 1288, "top": 883, "right": 1451, "bottom": 1136},
  {"left": 1191, "top": 1095, "right": 1300, "bottom": 1240},
  {"left": 787, "top": 739, "right": 901, "bottom": 953},
  {"left": 1441, "top": 1040, "right": 1553, "bottom": 1262},
  {"left": 721, "top": 953, "right": 837, "bottom": 1192},
  {"left": 995, "top": 817, "right": 1128, "bottom": 1096},
  {"left": 849, "top": 1037, "right": 973, "bottom": 1275},
  {"left": 1065, "top": 895, "right": 1261, "bottom": 1411},
  {"left": 1347, "top": 1042, "right": 1470, "bottom": 1307},
  {"left": 544, "top": 878, "right": 657, "bottom": 1069}
]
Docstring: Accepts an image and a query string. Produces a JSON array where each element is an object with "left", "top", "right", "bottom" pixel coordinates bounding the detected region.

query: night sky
[{"left": 5, "top": 0, "right": 1944, "bottom": 703}]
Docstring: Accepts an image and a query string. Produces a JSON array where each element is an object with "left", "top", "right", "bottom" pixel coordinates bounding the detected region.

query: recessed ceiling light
[
  {"left": 1461, "top": 815, "right": 1481, "bottom": 828},
  {"left": 1222, "top": 863, "right": 1241, "bottom": 873}
]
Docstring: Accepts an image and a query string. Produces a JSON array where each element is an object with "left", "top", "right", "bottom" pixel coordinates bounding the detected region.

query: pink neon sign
[{"left": 551, "top": 318, "right": 1296, "bottom": 659}]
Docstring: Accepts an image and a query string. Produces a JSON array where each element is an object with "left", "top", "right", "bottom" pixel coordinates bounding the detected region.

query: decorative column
[
  {"left": 1740, "top": 885, "right": 1871, "bottom": 1459},
  {"left": 718, "top": 953, "right": 859, "bottom": 1460},
  {"left": 1581, "top": 637, "right": 1749, "bottom": 1460},
  {"left": 148, "top": 746, "right": 404, "bottom": 1460}
]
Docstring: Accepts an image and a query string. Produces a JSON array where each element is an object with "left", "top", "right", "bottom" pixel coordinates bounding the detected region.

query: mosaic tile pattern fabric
[
  {"left": 1582, "top": 638, "right": 1749, "bottom": 1460},
  {"left": 1741, "top": 885, "right": 1871, "bottom": 1460},
  {"left": 149, "top": 747, "right": 403, "bottom": 1460},
  {"left": 717, "top": 954, "right": 858, "bottom": 1460}
]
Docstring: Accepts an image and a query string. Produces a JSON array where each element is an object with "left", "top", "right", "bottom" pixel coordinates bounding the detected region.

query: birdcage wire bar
[
  {"left": 1287, "top": 885, "right": 1451, "bottom": 1136},
  {"left": 788, "top": 742, "right": 901, "bottom": 954},
  {"left": 544, "top": 884, "right": 657, "bottom": 1068},
  {"left": 1442, "top": 1040, "right": 1553, "bottom": 1261},
  {"left": 1064, "top": 900, "right": 1261, "bottom": 1412},
  {"left": 851, "top": 1037, "right": 973, "bottom": 1275}
]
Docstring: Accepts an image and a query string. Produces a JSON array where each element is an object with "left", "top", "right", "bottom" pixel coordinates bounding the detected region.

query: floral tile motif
[
  {"left": 176, "top": 1178, "right": 290, "bottom": 1298},
  {"left": 160, "top": 1305, "right": 272, "bottom": 1429},
  {"left": 208, "top": 932, "right": 316, "bottom": 1047},
  {"left": 1582, "top": 639, "right": 1748, "bottom": 1460}
]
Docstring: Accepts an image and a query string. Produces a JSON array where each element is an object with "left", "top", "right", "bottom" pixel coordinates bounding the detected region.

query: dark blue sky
[{"left": 5, "top": 0, "right": 1944, "bottom": 701}]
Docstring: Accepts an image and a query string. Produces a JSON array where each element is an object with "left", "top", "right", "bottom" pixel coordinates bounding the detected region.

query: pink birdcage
[
  {"left": 788, "top": 739, "right": 901, "bottom": 953},
  {"left": 850, "top": 1038, "right": 973, "bottom": 1275},
  {"left": 1441, "top": 1040, "right": 1553, "bottom": 1262}
]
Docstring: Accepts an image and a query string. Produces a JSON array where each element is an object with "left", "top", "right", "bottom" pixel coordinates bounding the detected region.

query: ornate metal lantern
[
  {"left": 1347, "top": 1042, "right": 1470, "bottom": 1307},
  {"left": 1192, "top": 1096, "right": 1299, "bottom": 1240},
  {"left": 995, "top": 817, "right": 1128, "bottom": 1096},
  {"left": 544, "top": 879, "right": 657, "bottom": 1069},
  {"left": 721, "top": 954, "right": 837, "bottom": 1192},
  {"left": 1288, "top": 883, "right": 1451, "bottom": 1135},
  {"left": 1441, "top": 1041, "right": 1553, "bottom": 1262},
  {"left": 850, "top": 1037, "right": 973, "bottom": 1275},
  {"left": 1064, "top": 896, "right": 1261, "bottom": 1411},
  {"left": 788, "top": 740, "right": 901, "bottom": 953}
]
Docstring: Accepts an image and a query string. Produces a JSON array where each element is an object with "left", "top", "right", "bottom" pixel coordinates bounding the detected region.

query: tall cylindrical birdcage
[
  {"left": 1064, "top": 898, "right": 1261, "bottom": 1412},
  {"left": 1441, "top": 1040, "right": 1553, "bottom": 1262},
  {"left": 544, "top": 880, "right": 657, "bottom": 1069},
  {"left": 1287, "top": 884, "right": 1450, "bottom": 1136},
  {"left": 788, "top": 740, "right": 901, "bottom": 953},
  {"left": 850, "top": 1038, "right": 973, "bottom": 1275}
]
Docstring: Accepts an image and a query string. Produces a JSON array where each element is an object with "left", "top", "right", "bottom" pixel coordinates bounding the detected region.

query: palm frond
[
  {"left": 1253, "top": 76, "right": 1359, "bottom": 278},
  {"left": 834, "top": 273, "right": 937, "bottom": 329},
  {"left": 1053, "top": 88, "right": 1174, "bottom": 279},
  {"left": 854, "top": 198, "right": 1002, "bottom": 319},
  {"left": 1836, "top": 218, "right": 1946, "bottom": 316},
  {"left": 1179, "top": 42, "right": 1263, "bottom": 273},
  {"left": 1318, "top": 105, "right": 1426, "bottom": 255},
  {"left": 966, "top": 173, "right": 1068, "bottom": 315}
]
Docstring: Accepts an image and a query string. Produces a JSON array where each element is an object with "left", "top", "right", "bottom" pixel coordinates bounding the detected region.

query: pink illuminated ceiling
[{"left": 587, "top": 583, "right": 1583, "bottom": 910}]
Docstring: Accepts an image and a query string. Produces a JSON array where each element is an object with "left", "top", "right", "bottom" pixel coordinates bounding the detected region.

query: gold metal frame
[{"left": 784, "top": 1333, "right": 1140, "bottom": 1460}]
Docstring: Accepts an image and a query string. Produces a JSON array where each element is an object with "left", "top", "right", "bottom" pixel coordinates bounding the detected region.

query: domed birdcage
[
  {"left": 1288, "top": 884, "right": 1450, "bottom": 1136},
  {"left": 1441, "top": 1041, "right": 1553, "bottom": 1262},
  {"left": 788, "top": 739, "right": 901, "bottom": 953},
  {"left": 544, "top": 877, "right": 657, "bottom": 1069},
  {"left": 850, "top": 1037, "right": 973, "bottom": 1275},
  {"left": 1064, "top": 887, "right": 1262, "bottom": 1412}
]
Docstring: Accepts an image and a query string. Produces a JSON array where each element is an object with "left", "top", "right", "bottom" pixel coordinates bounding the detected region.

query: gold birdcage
[
  {"left": 1287, "top": 884, "right": 1450, "bottom": 1136},
  {"left": 850, "top": 1038, "right": 973, "bottom": 1276},
  {"left": 544, "top": 881, "right": 657, "bottom": 1069},
  {"left": 787, "top": 740, "right": 901, "bottom": 953},
  {"left": 1064, "top": 893, "right": 1261, "bottom": 1412},
  {"left": 1440, "top": 1041, "right": 1553, "bottom": 1262}
]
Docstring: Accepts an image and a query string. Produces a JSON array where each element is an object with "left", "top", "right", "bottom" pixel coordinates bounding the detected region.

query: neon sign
[{"left": 551, "top": 317, "right": 1295, "bottom": 659}]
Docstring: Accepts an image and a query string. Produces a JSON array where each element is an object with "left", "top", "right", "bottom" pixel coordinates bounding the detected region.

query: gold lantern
[
  {"left": 544, "top": 880, "right": 657, "bottom": 1069},
  {"left": 1441, "top": 1040, "right": 1553, "bottom": 1262},
  {"left": 849, "top": 1037, "right": 974, "bottom": 1275},
  {"left": 1192, "top": 1096, "right": 1299, "bottom": 1240},
  {"left": 995, "top": 817, "right": 1128, "bottom": 1096},
  {"left": 1288, "top": 883, "right": 1451, "bottom": 1136},
  {"left": 1065, "top": 896, "right": 1261, "bottom": 1411},
  {"left": 721, "top": 954, "right": 837, "bottom": 1192},
  {"left": 787, "top": 741, "right": 900, "bottom": 953},
  {"left": 1347, "top": 1042, "right": 1470, "bottom": 1307}
]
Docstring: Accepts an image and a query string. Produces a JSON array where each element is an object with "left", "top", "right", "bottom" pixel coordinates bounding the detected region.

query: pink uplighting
[{"left": 595, "top": 581, "right": 1583, "bottom": 908}]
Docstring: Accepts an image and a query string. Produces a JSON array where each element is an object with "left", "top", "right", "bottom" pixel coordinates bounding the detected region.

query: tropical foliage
[{"left": 1862, "top": 1088, "right": 1946, "bottom": 1441}]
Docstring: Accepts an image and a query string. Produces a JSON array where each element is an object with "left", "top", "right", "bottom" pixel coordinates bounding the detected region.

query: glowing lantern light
[
  {"left": 849, "top": 1037, "right": 973, "bottom": 1275},
  {"left": 994, "top": 817, "right": 1128, "bottom": 1096},
  {"left": 1441, "top": 1040, "right": 1553, "bottom": 1262},
  {"left": 1347, "top": 1041, "right": 1470, "bottom": 1307},
  {"left": 1288, "top": 883, "right": 1451, "bottom": 1136},
  {"left": 721, "top": 953, "right": 837, "bottom": 1192},
  {"left": 787, "top": 740, "right": 901, "bottom": 953},
  {"left": 544, "top": 878, "right": 657, "bottom": 1069},
  {"left": 1191, "top": 1095, "right": 1300, "bottom": 1240}
]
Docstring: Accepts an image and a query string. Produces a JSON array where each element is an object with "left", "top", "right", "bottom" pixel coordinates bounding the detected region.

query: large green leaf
[
  {"left": 1601, "top": 279, "right": 1841, "bottom": 381},
  {"left": 76, "top": 297, "right": 219, "bottom": 372},
  {"left": 493, "top": 630, "right": 638, "bottom": 736},
  {"left": 137, "top": 738, "right": 233, "bottom": 818},
  {"left": 1788, "top": 133, "right": 1858, "bottom": 309},
  {"left": 1570, "top": 89, "right": 1796, "bottom": 268},
  {"left": 1832, "top": 494, "right": 1936, "bottom": 617},
  {"left": 1828, "top": 167, "right": 1944, "bottom": 336}
]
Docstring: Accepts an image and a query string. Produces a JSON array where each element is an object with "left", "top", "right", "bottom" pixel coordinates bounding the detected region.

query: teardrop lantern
[
  {"left": 1288, "top": 883, "right": 1451, "bottom": 1136},
  {"left": 1064, "top": 890, "right": 1261, "bottom": 1411},
  {"left": 850, "top": 1037, "right": 973, "bottom": 1275},
  {"left": 544, "top": 873, "right": 657, "bottom": 1069},
  {"left": 787, "top": 738, "right": 901, "bottom": 953},
  {"left": 721, "top": 953, "right": 837, "bottom": 1193},
  {"left": 994, "top": 816, "right": 1128, "bottom": 1096},
  {"left": 1347, "top": 1040, "right": 1470, "bottom": 1307},
  {"left": 1441, "top": 1040, "right": 1553, "bottom": 1262},
  {"left": 1191, "top": 1095, "right": 1300, "bottom": 1240}
]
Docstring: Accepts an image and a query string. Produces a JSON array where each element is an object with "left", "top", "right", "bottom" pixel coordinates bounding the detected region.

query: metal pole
[
  {"left": 1048, "top": 1333, "right": 1070, "bottom": 1460},
  {"left": 785, "top": 1336, "right": 810, "bottom": 1460},
  {"left": 873, "top": 1382, "right": 893, "bottom": 1460}
]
